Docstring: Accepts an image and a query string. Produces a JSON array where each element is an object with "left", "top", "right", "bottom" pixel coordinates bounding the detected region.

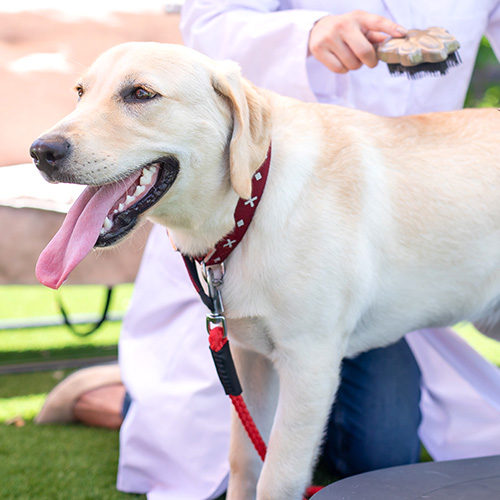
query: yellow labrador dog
[{"left": 30, "top": 42, "right": 500, "bottom": 500}]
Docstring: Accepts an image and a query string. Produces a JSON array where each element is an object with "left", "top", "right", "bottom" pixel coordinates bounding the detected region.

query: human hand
[{"left": 308, "top": 10, "right": 407, "bottom": 73}]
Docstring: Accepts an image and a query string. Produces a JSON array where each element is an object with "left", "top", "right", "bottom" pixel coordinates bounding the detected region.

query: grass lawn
[
  {"left": 1, "top": 284, "right": 500, "bottom": 499},
  {"left": 0, "top": 284, "right": 145, "bottom": 500},
  {"left": 0, "top": 284, "right": 132, "bottom": 366},
  {"left": 0, "top": 421, "right": 144, "bottom": 500},
  {"left": 454, "top": 322, "right": 500, "bottom": 365}
]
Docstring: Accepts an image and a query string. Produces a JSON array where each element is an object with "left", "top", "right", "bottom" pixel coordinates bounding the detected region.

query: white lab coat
[{"left": 118, "top": 1, "right": 500, "bottom": 498}]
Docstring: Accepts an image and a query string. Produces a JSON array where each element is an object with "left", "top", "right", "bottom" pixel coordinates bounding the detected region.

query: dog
[{"left": 30, "top": 42, "right": 500, "bottom": 499}]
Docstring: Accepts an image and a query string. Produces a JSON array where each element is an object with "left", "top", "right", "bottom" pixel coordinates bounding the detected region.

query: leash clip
[
  {"left": 201, "top": 262, "right": 225, "bottom": 290},
  {"left": 202, "top": 263, "right": 227, "bottom": 335}
]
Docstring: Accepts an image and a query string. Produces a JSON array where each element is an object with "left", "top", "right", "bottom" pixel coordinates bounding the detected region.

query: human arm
[
  {"left": 181, "top": 2, "right": 406, "bottom": 100},
  {"left": 180, "top": 0, "right": 329, "bottom": 101}
]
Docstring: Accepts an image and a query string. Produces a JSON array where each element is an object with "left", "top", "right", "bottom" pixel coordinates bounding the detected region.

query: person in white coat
[{"left": 116, "top": 2, "right": 500, "bottom": 499}]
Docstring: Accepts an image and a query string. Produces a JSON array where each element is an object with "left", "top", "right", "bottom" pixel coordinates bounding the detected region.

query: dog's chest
[{"left": 226, "top": 316, "right": 275, "bottom": 356}]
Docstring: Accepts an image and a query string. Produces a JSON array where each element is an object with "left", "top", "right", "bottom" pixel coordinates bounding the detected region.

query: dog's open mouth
[
  {"left": 96, "top": 157, "right": 179, "bottom": 247},
  {"left": 36, "top": 157, "right": 179, "bottom": 290}
]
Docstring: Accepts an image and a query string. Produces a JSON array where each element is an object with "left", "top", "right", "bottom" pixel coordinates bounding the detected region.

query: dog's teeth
[
  {"left": 126, "top": 195, "right": 135, "bottom": 205},
  {"left": 118, "top": 203, "right": 125, "bottom": 212},
  {"left": 139, "top": 163, "right": 158, "bottom": 186},
  {"left": 134, "top": 185, "right": 146, "bottom": 197},
  {"left": 103, "top": 217, "right": 113, "bottom": 230},
  {"left": 140, "top": 170, "right": 153, "bottom": 186}
]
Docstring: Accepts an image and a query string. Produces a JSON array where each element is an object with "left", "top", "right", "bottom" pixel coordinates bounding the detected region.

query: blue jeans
[{"left": 322, "top": 337, "right": 422, "bottom": 477}]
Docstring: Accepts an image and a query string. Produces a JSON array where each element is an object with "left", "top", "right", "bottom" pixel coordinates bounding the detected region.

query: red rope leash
[
  {"left": 208, "top": 326, "right": 267, "bottom": 461},
  {"left": 208, "top": 326, "right": 322, "bottom": 499},
  {"left": 229, "top": 394, "right": 267, "bottom": 461},
  {"left": 304, "top": 486, "right": 324, "bottom": 499}
]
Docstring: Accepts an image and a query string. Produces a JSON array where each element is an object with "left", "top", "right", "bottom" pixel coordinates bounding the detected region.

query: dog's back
[{"left": 245, "top": 97, "right": 500, "bottom": 356}]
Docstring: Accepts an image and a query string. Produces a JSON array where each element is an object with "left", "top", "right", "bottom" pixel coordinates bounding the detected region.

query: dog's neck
[
  {"left": 158, "top": 143, "right": 271, "bottom": 261},
  {"left": 177, "top": 143, "right": 271, "bottom": 315}
]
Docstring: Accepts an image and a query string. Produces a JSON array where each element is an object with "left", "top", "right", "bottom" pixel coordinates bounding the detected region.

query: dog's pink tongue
[{"left": 36, "top": 174, "right": 139, "bottom": 289}]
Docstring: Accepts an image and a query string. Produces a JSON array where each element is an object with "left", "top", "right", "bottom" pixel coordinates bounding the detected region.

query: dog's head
[{"left": 31, "top": 42, "right": 271, "bottom": 289}]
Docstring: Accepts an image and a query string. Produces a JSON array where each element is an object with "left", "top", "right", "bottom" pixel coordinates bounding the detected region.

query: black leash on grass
[{"left": 58, "top": 286, "right": 114, "bottom": 337}]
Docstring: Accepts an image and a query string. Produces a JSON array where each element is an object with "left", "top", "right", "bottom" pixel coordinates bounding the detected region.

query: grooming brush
[{"left": 377, "top": 27, "right": 461, "bottom": 79}]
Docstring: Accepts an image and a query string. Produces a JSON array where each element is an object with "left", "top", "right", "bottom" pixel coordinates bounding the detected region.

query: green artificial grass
[
  {"left": 0, "top": 284, "right": 133, "bottom": 367},
  {"left": 0, "top": 394, "right": 47, "bottom": 422},
  {"left": 454, "top": 322, "right": 500, "bottom": 366},
  {"left": 0, "top": 284, "right": 144, "bottom": 499},
  {"left": 0, "top": 284, "right": 133, "bottom": 321},
  {"left": 0, "top": 422, "right": 145, "bottom": 500},
  {"left": 0, "top": 370, "right": 75, "bottom": 422},
  {"left": 0, "top": 370, "right": 72, "bottom": 399},
  {"left": 0, "top": 369, "right": 147, "bottom": 500},
  {"left": 0, "top": 371, "right": 146, "bottom": 500}
]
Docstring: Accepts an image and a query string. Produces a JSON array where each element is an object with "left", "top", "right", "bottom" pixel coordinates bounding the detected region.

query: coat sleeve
[
  {"left": 486, "top": 2, "right": 500, "bottom": 61},
  {"left": 180, "top": 0, "right": 330, "bottom": 102}
]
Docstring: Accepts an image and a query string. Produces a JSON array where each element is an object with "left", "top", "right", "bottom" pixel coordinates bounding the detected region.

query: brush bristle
[{"left": 388, "top": 51, "right": 462, "bottom": 79}]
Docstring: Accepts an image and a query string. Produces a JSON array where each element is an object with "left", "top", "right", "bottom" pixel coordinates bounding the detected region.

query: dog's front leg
[
  {"left": 256, "top": 339, "right": 344, "bottom": 500},
  {"left": 226, "top": 344, "right": 279, "bottom": 500}
]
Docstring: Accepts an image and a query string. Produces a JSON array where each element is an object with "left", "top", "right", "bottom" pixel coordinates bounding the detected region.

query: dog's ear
[{"left": 211, "top": 62, "right": 271, "bottom": 199}]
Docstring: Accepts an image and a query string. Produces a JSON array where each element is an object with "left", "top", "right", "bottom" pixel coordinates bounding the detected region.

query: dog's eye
[
  {"left": 75, "top": 85, "right": 84, "bottom": 100},
  {"left": 130, "top": 87, "right": 157, "bottom": 101}
]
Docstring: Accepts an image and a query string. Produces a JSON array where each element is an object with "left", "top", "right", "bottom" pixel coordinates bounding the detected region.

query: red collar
[{"left": 196, "top": 143, "right": 271, "bottom": 266}]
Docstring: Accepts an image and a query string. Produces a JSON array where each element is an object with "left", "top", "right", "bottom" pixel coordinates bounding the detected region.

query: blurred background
[
  {"left": 0, "top": 3, "right": 182, "bottom": 499},
  {"left": 465, "top": 37, "right": 500, "bottom": 107}
]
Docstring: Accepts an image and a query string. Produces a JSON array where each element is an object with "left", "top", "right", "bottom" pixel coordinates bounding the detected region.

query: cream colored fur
[{"left": 34, "top": 42, "right": 500, "bottom": 500}]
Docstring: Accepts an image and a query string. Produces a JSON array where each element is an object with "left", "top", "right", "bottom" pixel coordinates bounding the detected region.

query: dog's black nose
[{"left": 30, "top": 137, "right": 71, "bottom": 174}]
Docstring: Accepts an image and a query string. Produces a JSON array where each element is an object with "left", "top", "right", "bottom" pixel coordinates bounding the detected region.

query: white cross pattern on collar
[
  {"left": 224, "top": 238, "right": 237, "bottom": 248},
  {"left": 245, "top": 196, "right": 258, "bottom": 208}
]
